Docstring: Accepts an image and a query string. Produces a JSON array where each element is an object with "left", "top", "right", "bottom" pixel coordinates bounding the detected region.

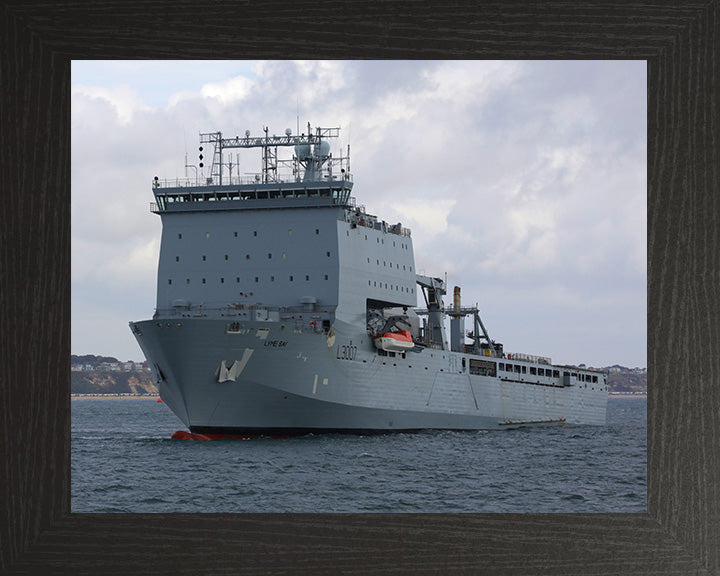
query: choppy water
[{"left": 71, "top": 397, "right": 646, "bottom": 513}]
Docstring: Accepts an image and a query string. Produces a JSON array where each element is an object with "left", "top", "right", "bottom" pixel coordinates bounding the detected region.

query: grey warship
[{"left": 130, "top": 124, "right": 608, "bottom": 436}]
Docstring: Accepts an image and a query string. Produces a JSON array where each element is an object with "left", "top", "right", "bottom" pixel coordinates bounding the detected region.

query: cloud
[{"left": 71, "top": 84, "right": 148, "bottom": 124}]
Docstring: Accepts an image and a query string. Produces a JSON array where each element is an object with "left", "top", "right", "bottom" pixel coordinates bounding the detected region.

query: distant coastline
[{"left": 71, "top": 355, "right": 647, "bottom": 396}]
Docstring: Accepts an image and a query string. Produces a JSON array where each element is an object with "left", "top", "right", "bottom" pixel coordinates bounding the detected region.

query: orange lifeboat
[{"left": 374, "top": 330, "right": 414, "bottom": 352}]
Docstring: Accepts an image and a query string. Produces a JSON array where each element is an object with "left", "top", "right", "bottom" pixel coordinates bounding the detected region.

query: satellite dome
[
  {"left": 314, "top": 140, "right": 330, "bottom": 157},
  {"left": 295, "top": 143, "right": 311, "bottom": 159}
]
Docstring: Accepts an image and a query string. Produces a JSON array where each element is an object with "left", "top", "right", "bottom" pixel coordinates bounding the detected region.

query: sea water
[{"left": 71, "top": 397, "right": 646, "bottom": 513}]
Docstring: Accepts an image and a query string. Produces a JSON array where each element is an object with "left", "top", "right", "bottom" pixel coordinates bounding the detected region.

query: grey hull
[{"left": 131, "top": 317, "right": 607, "bottom": 434}]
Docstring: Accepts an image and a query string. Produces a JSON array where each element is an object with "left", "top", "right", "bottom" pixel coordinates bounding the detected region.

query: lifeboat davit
[{"left": 374, "top": 330, "right": 414, "bottom": 352}]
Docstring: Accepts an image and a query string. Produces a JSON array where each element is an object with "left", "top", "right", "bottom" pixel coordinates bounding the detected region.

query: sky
[{"left": 71, "top": 60, "right": 646, "bottom": 368}]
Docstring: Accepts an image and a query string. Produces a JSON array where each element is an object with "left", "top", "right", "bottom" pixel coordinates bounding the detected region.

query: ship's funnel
[{"left": 454, "top": 286, "right": 461, "bottom": 311}]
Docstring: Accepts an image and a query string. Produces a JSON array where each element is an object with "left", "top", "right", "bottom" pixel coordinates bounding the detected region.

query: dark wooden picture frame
[{"left": 1, "top": 2, "right": 718, "bottom": 574}]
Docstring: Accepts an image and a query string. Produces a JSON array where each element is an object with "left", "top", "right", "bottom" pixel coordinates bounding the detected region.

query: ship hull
[{"left": 131, "top": 317, "right": 607, "bottom": 434}]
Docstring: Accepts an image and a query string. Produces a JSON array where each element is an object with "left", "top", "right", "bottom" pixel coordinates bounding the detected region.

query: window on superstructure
[
  {"left": 315, "top": 229, "right": 319, "bottom": 235},
  {"left": 202, "top": 278, "right": 206, "bottom": 284},
  {"left": 530, "top": 367, "right": 537, "bottom": 375},
  {"left": 225, "top": 255, "right": 228, "bottom": 260},
  {"left": 593, "top": 375, "right": 598, "bottom": 383},
  {"left": 202, "top": 255, "right": 206, "bottom": 261},
  {"left": 221, "top": 278, "right": 224, "bottom": 283},
  {"left": 234, "top": 232, "right": 238, "bottom": 237},
  {"left": 254, "top": 231, "right": 257, "bottom": 236},
  {"left": 327, "top": 252, "right": 330, "bottom": 257},
  {"left": 305, "top": 275, "right": 309, "bottom": 281},
  {"left": 325, "top": 275, "right": 328, "bottom": 280},
  {"left": 514, "top": 365, "right": 521, "bottom": 374},
  {"left": 176, "top": 256, "right": 179, "bottom": 262},
  {"left": 246, "top": 254, "right": 250, "bottom": 260},
  {"left": 271, "top": 276, "right": 275, "bottom": 282},
  {"left": 236, "top": 277, "right": 240, "bottom": 283},
  {"left": 553, "top": 370, "right": 560, "bottom": 377},
  {"left": 499, "top": 363, "right": 504, "bottom": 370},
  {"left": 268, "top": 253, "right": 272, "bottom": 259},
  {"left": 168, "top": 279, "right": 172, "bottom": 285},
  {"left": 178, "top": 233, "right": 182, "bottom": 239},
  {"left": 290, "top": 275, "right": 294, "bottom": 281},
  {"left": 254, "top": 277, "right": 259, "bottom": 283}
]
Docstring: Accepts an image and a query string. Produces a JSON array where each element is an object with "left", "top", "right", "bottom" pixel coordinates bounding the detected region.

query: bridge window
[{"left": 530, "top": 367, "right": 537, "bottom": 375}]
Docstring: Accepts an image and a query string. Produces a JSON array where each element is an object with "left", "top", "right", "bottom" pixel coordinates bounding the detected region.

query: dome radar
[{"left": 314, "top": 140, "right": 330, "bottom": 157}]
